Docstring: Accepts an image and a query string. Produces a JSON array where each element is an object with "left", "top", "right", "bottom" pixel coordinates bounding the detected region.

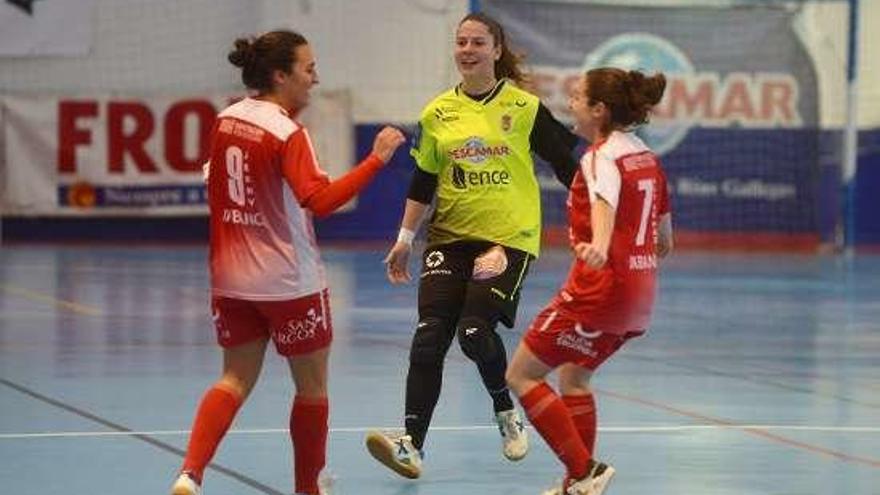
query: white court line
[{"left": 1, "top": 424, "right": 878, "bottom": 440}]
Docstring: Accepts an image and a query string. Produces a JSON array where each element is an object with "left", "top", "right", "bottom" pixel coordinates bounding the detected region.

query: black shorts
[{"left": 417, "top": 240, "right": 533, "bottom": 328}]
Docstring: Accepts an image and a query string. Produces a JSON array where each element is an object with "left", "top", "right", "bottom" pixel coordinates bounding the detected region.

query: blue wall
[
  {"left": 854, "top": 128, "right": 880, "bottom": 245},
  {"left": 4, "top": 124, "right": 879, "bottom": 248}
]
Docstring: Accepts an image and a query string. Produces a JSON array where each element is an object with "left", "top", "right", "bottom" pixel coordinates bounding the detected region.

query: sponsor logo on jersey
[
  {"left": 222, "top": 208, "right": 266, "bottom": 227},
  {"left": 450, "top": 164, "right": 512, "bottom": 190},
  {"left": 218, "top": 118, "right": 265, "bottom": 143},
  {"left": 555, "top": 324, "right": 600, "bottom": 357},
  {"left": 448, "top": 136, "right": 511, "bottom": 164},
  {"left": 276, "top": 308, "right": 324, "bottom": 345},
  {"left": 446, "top": 139, "right": 513, "bottom": 191}
]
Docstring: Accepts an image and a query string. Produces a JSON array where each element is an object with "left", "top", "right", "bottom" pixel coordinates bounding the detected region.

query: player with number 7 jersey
[
  {"left": 506, "top": 68, "right": 673, "bottom": 495},
  {"left": 556, "top": 130, "right": 670, "bottom": 335}
]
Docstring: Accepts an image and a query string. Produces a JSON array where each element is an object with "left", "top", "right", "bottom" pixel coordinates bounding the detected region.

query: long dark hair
[
  {"left": 459, "top": 13, "right": 526, "bottom": 86},
  {"left": 228, "top": 30, "right": 308, "bottom": 92}
]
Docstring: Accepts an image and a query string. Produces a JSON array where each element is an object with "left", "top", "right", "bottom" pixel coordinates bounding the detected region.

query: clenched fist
[
  {"left": 372, "top": 126, "right": 406, "bottom": 163},
  {"left": 574, "top": 242, "right": 607, "bottom": 268}
]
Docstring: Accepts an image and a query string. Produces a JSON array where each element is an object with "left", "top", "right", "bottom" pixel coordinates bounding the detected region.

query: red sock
[
  {"left": 181, "top": 386, "right": 243, "bottom": 482},
  {"left": 520, "top": 382, "right": 590, "bottom": 479},
  {"left": 563, "top": 393, "right": 597, "bottom": 454},
  {"left": 290, "top": 395, "right": 329, "bottom": 495}
]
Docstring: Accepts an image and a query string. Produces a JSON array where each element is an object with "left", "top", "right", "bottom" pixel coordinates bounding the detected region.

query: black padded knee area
[
  {"left": 409, "top": 316, "right": 454, "bottom": 365},
  {"left": 456, "top": 316, "right": 503, "bottom": 365}
]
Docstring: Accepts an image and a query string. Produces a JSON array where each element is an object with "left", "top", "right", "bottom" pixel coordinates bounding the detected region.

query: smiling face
[
  {"left": 454, "top": 19, "right": 501, "bottom": 84},
  {"left": 568, "top": 75, "right": 609, "bottom": 141},
  {"left": 272, "top": 44, "right": 318, "bottom": 113}
]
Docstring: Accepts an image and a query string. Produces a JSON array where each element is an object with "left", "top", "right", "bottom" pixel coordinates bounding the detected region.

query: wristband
[{"left": 397, "top": 227, "right": 415, "bottom": 245}]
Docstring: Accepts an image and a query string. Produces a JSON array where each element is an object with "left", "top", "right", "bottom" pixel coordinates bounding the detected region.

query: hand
[
  {"left": 384, "top": 241, "right": 412, "bottom": 284},
  {"left": 371, "top": 126, "right": 406, "bottom": 163},
  {"left": 574, "top": 242, "right": 607, "bottom": 268},
  {"left": 656, "top": 239, "right": 671, "bottom": 258}
]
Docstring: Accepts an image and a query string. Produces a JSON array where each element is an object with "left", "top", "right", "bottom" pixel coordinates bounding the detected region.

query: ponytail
[{"left": 586, "top": 68, "right": 667, "bottom": 129}]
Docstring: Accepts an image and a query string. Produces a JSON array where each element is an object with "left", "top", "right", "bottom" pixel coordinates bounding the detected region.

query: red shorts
[
  {"left": 523, "top": 304, "right": 642, "bottom": 370},
  {"left": 211, "top": 289, "right": 332, "bottom": 356}
]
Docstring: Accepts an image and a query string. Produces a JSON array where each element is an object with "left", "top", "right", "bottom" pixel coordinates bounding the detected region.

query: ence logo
[
  {"left": 448, "top": 136, "right": 512, "bottom": 190},
  {"left": 451, "top": 163, "right": 512, "bottom": 190}
]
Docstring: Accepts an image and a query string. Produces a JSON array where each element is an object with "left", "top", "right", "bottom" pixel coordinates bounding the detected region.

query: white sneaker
[
  {"left": 318, "top": 469, "right": 335, "bottom": 495},
  {"left": 496, "top": 409, "right": 528, "bottom": 461},
  {"left": 566, "top": 460, "right": 615, "bottom": 495},
  {"left": 364, "top": 430, "right": 423, "bottom": 479},
  {"left": 171, "top": 472, "right": 201, "bottom": 495}
]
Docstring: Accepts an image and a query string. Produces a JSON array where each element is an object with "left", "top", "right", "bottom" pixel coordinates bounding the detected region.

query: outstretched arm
[
  {"left": 299, "top": 126, "right": 405, "bottom": 217},
  {"left": 530, "top": 103, "right": 580, "bottom": 189}
]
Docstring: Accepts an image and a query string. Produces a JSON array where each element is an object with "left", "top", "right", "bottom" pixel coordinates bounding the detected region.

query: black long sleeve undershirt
[
  {"left": 407, "top": 166, "right": 438, "bottom": 204},
  {"left": 529, "top": 103, "right": 580, "bottom": 188}
]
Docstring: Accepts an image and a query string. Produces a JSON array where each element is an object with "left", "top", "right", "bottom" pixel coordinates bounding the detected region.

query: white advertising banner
[
  {"left": 1, "top": 91, "right": 353, "bottom": 215},
  {"left": 0, "top": 0, "right": 95, "bottom": 56}
]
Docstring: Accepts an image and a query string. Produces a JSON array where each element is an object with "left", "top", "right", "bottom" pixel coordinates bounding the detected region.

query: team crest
[{"left": 501, "top": 114, "right": 512, "bottom": 132}]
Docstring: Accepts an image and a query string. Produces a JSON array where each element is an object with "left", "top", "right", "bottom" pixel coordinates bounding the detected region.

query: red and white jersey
[
  {"left": 207, "top": 98, "right": 330, "bottom": 300},
  {"left": 557, "top": 131, "right": 670, "bottom": 334}
]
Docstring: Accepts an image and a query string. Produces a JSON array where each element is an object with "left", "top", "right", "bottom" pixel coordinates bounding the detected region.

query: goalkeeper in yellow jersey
[{"left": 365, "top": 12, "right": 580, "bottom": 479}]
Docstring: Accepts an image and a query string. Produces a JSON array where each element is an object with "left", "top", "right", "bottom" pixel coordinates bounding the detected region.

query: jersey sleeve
[
  {"left": 530, "top": 103, "right": 579, "bottom": 188},
  {"left": 583, "top": 150, "right": 621, "bottom": 210},
  {"left": 281, "top": 127, "right": 331, "bottom": 205},
  {"left": 410, "top": 110, "right": 441, "bottom": 174}
]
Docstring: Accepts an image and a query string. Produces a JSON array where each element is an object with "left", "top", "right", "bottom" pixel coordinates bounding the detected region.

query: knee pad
[
  {"left": 456, "top": 316, "right": 503, "bottom": 365},
  {"left": 409, "top": 316, "right": 454, "bottom": 365}
]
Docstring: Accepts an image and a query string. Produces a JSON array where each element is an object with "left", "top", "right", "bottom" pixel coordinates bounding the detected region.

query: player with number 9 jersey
[
  {"left": 208, "top": 99, "right": 333, "bottom": 301},
  {"left": 172, "top": 30, "right": 404, "bottom": 495}
]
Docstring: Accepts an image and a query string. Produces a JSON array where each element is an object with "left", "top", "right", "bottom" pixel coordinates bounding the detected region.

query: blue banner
[{"left": 484, "top": 1, "right": 822, "bottom": 244}]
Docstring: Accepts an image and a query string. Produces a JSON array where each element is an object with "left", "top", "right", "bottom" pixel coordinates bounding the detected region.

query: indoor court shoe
[
  {"left": 496, "top": 408, "right": 529, "bottom": 461},
  {"left": 364, "top": 430, "right": 423, "bottom": 479},
  {"left": 171, "top": 472, "right": 201, "bottom": 495},
  {"left": 565, "top": 460, "right": 615, "bottom": 495}
]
